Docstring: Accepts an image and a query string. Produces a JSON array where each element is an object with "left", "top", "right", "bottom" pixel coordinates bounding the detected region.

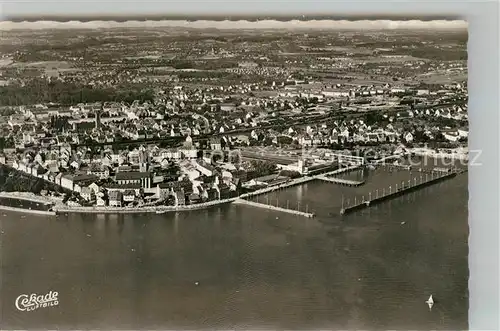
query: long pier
[
  {"left": 240, "top": 176, "right": 315, "bottom": 199},
  {"left": 340, "top": 171, "right": 458, "bottom": 215},
  {"left": 374, "top": 163, "right": 412, "bottom": 171},
  {"left": 316, "top": 176, "right": 365, "bottom": 187},
  {"left": 319, "top": 165, "right": 362, "bottom": 177},
  {"left": 372, "top": 162, "right": 461, "bottom": 175},
  {"left": 233, "top": 198, "right": 315, "bottom": 218}
]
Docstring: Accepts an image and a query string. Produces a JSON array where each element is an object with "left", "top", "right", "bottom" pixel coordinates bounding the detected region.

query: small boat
[
  {"left": 155, "top": 210, "right": 166, "bottom": 214},
  {"left": 425, "top": 295, "right": 434, "bottom": 310}
]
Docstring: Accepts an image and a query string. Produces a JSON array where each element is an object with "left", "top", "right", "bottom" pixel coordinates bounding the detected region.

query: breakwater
[
  {"left": 233, "top": 198, "right": 315, "bottom": 218},
  {"left": 340, "top": 171, "right": 458, "bottom": 215}
]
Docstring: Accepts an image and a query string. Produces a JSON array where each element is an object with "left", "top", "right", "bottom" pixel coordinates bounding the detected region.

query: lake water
[{"left": 0, "top": 160, "right": 468, "bottom": 330}]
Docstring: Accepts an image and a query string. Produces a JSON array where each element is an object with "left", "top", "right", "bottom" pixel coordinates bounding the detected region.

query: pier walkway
[
  {"left": 340, "top": 170, "right": 459, "bottom": 215},
  {"left": 316, "top": 176, "right": 365, "bottom": 187},
  {"left": 240, "top": 176, "right": 315, "bottom": 199},
  {"left": 319, "top": 165, "right": 362, "bottom": 177},
  {"left": 233, "top": 198, "right": 315, "bottom": 218}
]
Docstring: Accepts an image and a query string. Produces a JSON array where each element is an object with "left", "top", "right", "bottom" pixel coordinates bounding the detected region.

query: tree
[
  {"left": 279, "top": 170, "right": 301, "bottom": 178},
  {"left": 163, "top": 163, "right": 180, "bottom": 181},
  {"left": 250, "top": 160, "right": 277, "bottom": 177},
  {"left": 413, "top": 130, "right": 430, "bottom": 143},
  {"left": 365, "top": 112, "right": 384, "bottom": 126},
  {"left": 434, "top": 132, "right": 446, "bottom": 142},
  {"left": 0, "top": 108, "right": 16, "bottom": 116},
  {"left": 277, "top": 136, "right": 293, "bottom": 145}
]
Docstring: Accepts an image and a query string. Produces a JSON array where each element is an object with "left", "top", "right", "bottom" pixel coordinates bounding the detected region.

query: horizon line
[
  {"left": 0, "top": 19, "right": 468, "bottom": 31},
  {"left": 3, "top": 14, "right": 465, "bottom": 22}
]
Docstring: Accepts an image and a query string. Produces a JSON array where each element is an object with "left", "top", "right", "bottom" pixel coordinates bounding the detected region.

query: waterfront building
[{"left": 108, "top": 191, "right": 123, "bottom": 207}]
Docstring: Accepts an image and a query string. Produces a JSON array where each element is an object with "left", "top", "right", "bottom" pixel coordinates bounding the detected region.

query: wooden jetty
[
  {"left": 233, "top": 198, "right": 315, "bottom": 218},
  {"left": 340, "top": 171, "right": 458, "bottom": 215}
]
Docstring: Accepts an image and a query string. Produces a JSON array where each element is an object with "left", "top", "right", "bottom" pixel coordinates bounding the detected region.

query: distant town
[{"left": 0, "top": 28, "right": 468, "bottom": 211}]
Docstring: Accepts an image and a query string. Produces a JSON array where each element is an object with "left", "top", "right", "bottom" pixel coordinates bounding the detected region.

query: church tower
[
  {"left": 139, "top": 145, "right": 148, "bottom": 172},
  {"left": 95, "top": 104, "right": 102, "bottom": 129},
  {"left": 298, "top": 159, "right": 305, "bottom": 175}
]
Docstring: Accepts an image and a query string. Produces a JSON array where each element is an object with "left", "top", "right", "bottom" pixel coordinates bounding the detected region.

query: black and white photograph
[{"left": 0, "top": 2, "right": 486, "bottom": 330}]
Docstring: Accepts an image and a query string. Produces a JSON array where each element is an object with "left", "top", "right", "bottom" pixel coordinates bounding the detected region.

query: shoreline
[
  {"left": 0, "top": 166, "right": 356, "bottom": 215},
  {"left": 0, "top": 158, "right": 464, "bottom": 216},
  {"left": 0, "top": 204, "right": 56, "bottom": 216},
  {"left": 53, "top": 198, "right": 238, "bottom": 214},
  {"left": 0, "top": 191, "right": 62, "bottom": 205},
  {"left": 0, "top": 191, "right": 238, "bottom": 215}
]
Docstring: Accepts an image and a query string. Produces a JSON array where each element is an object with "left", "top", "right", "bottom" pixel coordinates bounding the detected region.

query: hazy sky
[{"left": 0, "top": 0, "right": 470, "bottom": 18}]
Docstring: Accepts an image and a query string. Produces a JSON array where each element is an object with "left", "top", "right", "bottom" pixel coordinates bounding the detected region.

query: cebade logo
[{"left": 15, "top": 291, "right": 59, "bottom": 312}]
